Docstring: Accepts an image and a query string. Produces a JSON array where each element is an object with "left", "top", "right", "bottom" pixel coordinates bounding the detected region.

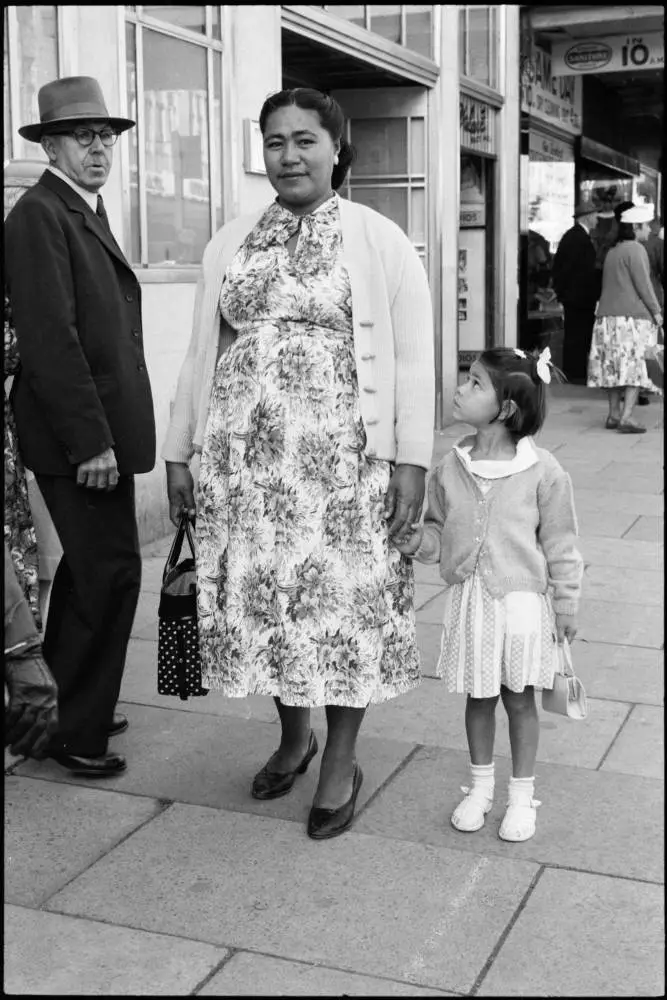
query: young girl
[{"left": 395, "top": 347, "right": 583, "bottom": 842}]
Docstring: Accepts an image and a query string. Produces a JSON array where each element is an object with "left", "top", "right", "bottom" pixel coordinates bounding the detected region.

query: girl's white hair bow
[{"left": 513, "top": 346, "right": 552, "bottom": 383}]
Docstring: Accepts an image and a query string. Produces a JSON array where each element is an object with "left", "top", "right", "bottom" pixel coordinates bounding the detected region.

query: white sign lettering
[
  {"left": 521, "top": 42, "right": 583, "bottom": 135},
  {"left": 552, "top": 32, "right": 664, "bottom": 75}
]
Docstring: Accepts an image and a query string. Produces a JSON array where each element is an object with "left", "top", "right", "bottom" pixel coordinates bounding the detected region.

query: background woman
[
  {"left": 587, "top": 203, "right": 662, "bottom": 432},
  {"left": 162, "top": 88, "right": 434, "bottom": 839}
]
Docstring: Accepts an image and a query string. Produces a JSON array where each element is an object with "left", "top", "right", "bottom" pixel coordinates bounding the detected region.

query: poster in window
[{"left": 457, "top": 228, "right": 486, "bottom": 351}]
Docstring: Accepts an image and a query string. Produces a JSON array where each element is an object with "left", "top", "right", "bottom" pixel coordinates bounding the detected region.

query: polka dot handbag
[{"left": 157, "top": 512, "right": 209, "bottom": 700}]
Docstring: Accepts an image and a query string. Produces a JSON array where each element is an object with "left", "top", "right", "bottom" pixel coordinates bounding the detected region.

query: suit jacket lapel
[{"left": 38, "top": 171, "right": 134, "bottom": 274}]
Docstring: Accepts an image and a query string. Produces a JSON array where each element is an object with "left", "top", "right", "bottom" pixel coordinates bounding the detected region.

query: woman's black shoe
[
  {"left": 307, "top": 764, "right": 364, "bottom": 840},
  {"left": 251, "top": 730, "right": 318, "bottom": 800}
]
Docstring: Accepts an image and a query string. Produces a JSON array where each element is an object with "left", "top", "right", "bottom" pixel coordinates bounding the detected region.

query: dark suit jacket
[
  {"left": 552, "top": 223, "right": 601, "bottom": 311},
  {"left": 5, "top": 170, "right": 156, "bottom": 476}
]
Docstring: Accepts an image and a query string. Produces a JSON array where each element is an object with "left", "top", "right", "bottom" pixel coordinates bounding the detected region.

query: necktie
[{"left": 96, "top": 194, "right": 111, "bottom": 232}]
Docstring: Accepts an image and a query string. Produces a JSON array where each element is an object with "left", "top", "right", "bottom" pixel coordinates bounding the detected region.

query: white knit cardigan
[{"left": 161, "top": 196, "right": 435, "bottom": 469}]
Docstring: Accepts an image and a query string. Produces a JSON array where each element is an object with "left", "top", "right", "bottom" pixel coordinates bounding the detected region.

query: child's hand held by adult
[{"left": 391, "top": 523, "right": 423, "bottom": 556}]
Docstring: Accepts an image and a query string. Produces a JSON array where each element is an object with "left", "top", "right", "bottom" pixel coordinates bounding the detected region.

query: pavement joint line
[
  {"left": 467, "top": 864, "right": 547, "bottom": 997},
  {"left": 595, "top": 702, "right": 636, "bottom": 772},
  {"left": 355, "top": 743, "right": 423, "bottom": 821},
  {"left": 190, "top": 947, "right": 239, "bottom": 995},
  {"left": 575, "top": 638, "right": 664, "bottom": 652},
  {"left": 35, "top": 794, "right": 172, "bottom": 912},
  {"left": 620, "top": 513, "right": 643, "bottom": 539},
  {"left": 539, "top": 861, "right": 664, "bottom": 887}
]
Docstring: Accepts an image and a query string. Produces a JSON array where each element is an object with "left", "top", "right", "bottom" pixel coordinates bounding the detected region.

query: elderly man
[
  {"left": 552, "top": 202, "right": 601, "bottom": 383},
  {"left": 5, "top": 77, "right": 156, "bottom": 777}
]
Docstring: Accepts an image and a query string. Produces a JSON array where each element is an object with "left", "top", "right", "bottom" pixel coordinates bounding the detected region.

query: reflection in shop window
[
  {"left": 125, "top": 8, "right": 223, "bottom": 267},
  {"left": 315, "top": 5, "right": 433, "bottom": 57},
  {"left": 6, "top": 5, "right": 58, "bottom": 162},
  {"left": 141, "top": 5, "right": 207, "bottom": 35},
  {"left": 369, "top": 5, "right": 401, "bottom": 45}
]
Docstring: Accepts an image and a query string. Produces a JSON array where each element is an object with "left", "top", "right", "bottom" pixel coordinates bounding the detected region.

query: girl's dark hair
[
  {"left": 258, "top": 87, "right": 355, "bottom": 190},
  {"left": 478, "top": 347, "right": 564, "bottom": 440}
]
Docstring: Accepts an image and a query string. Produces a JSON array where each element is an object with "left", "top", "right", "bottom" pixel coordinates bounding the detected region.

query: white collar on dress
[{"left": 454, "top": 435, "right": 539, "bottom": 480}]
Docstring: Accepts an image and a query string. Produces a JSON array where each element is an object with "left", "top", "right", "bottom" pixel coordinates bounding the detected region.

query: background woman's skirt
[{"left": 587, "top": 316, "right": 660, "bottom": 391}]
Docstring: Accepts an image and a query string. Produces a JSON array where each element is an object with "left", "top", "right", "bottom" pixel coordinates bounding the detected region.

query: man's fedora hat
[
  {"left": 18, "top": 76, "right": 135, "bottom": 142},
  {"left": 573, "top": 202, "right": 599, "bottom": 218}
]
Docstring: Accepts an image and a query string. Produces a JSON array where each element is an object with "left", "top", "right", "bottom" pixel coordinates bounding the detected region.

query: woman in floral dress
[
  {"left": 587, "top": 202, "right": 663, "bottom": 432},
  {"left": 164, "top": 89, "right": 435, "bottom": 839}
]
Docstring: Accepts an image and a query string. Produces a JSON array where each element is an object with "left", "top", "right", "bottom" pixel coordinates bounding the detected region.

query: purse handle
[
  {"left": 557, "top": 638, "right": 574, "bottom": 677},
  {"left": 163, "top": 512, "right": 196, "bottom": 584}
]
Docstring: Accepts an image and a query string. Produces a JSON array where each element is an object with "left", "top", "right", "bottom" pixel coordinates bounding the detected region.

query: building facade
[{"left": 4, "top": 4, "right": 521, "bottom": 543}]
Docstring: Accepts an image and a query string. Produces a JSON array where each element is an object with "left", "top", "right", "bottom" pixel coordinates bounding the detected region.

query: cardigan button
[
  {"left": 359, "top": 320, "right": 374, "bottom": 328},
  {"left": 363, "top": 387, "right": 377, "bottom": 394},
  {"left": 361, "top": 353, "right": 376, "bottom": 361},
  {"left": 366, "top": 418, "right": 379, "bottom": 426}
]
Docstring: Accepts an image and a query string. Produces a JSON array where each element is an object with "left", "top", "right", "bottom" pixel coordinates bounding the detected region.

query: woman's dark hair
[
  {"left": 259, "top": 88, "right": 355, "bottom": 190},
  {"left": 614, "top": 200, "right": 636, "bottom": 244},
  {"left": 478, "top": 347, "right": 564, "bottom": 440}
]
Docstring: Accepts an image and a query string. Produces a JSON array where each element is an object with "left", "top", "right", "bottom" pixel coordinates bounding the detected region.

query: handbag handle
[
  {"left": 163, "top": 512, "right": 196, "bottom": 584},
  {"left": 557, "top": 638, "right": 574, "bottom": 677}
]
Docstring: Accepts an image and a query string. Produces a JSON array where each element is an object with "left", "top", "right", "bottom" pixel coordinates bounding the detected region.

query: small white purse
[{"left": 542, "top": 639, "right": 588, "bottom": 720}]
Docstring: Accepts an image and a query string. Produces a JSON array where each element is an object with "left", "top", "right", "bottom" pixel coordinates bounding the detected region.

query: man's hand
[
  {"left": 384, "top": 464, "right": 426, "bottom": 543},
  {"left": 555, "top": 612, "right": 578, "bottom": 645},
  {"left": 166, "top": 461, "right": 196, "bottom": 527},
  {"left": 5, "top": 651, "right": 59, "bottom": 759},
  {"left": 76, "top": 447, "right": 118, "bottom": 491}
]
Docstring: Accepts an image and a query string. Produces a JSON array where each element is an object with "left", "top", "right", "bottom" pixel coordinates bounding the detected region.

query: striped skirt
[{"left": 438, "top": 572, "right": 559, "bottom": 698}]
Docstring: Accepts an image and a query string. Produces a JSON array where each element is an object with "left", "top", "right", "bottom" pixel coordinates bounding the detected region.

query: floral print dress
[{"left": 196, "top": 196, "right": 420, "bottom": 707}]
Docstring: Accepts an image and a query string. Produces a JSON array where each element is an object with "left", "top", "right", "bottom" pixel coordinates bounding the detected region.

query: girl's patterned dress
[
  {"left": 439, "top": 438, "right": 559, "bottom": 698},
  {"left": 196, "top": 195, "right": 420, "bottom": 707},
  {"left": 4, "top": 293, "right": 41, "bottom": 630}
]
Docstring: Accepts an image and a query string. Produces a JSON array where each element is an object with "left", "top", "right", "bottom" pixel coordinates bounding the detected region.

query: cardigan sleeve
[
  {"left": 390, "top": 240, "right": 435, "bottom": 469},
  {"left": 414, "top": 463, "right": 447, "bottom": 564},
  {"left": 160, "top": 269, "right": 205, "bottom": 464},
  {"left": 536, "top": 459, "right": 583, "bottom": 615},
  {"left": 627, "top": 243, "right": 661, "bottom": 319}
]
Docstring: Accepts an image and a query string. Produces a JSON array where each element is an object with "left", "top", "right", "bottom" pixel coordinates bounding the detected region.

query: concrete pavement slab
[
  {"left": 197, "top": 952, "right": 457, "bottom": 996},
  {"left": 4, "top": 905, "right": 229, "bottom": 996},
  {"left": 576, "top": 462, "right": 664, "bottom": 495},
  {"left": 574, "top": 488, "right": 663, "bottom": 517},
  {"left": 573, "top": 641, "right": 664, "bottom": 704},
  {"left": 582, "top": 565, "right": 663, "bottom": 606},
  {"left": 622, "top": 514, "right": 663, "bottom": 544},
  {"left": 600, "top": 705, "right": 664, "bottom": 779},
  {"left": 579, "top": 536, "right": 662, "bottom": 571},
  {"left": 4, "top": 777, "right": 160, "bottom": 907},
  {"left": 413, "top": 560, "right": 445, "bottom": 586},
  {"left": 576, "top": 507, "right": 643, "bottom": 539},
  {"left": 45, "top": 805, "right": 538, "bottom": 994},
  {"left": 415, "top": 583, "right": 446, "bottom": 611},
  {"left": 578, "top": 599, "right": 663, "bottom": 648},
  {"left": 139, "top": 556, "right": 166, "bottom": 595},
  {"left": 355, "top": 748, "right": 664, "bottom": 882},
  {"left": 418, "top": 623, "right": 444, "bottom": 678},
  {"left": 15, "top": 706, "right": 414, "bottom": 826},
  {"left": 476, "top": 869, "right": 665, "bottom": 997}
]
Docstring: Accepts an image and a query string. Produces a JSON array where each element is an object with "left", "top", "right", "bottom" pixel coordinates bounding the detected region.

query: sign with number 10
[{"left": 551, "top": 32, "right": 664, "bottom": 75}]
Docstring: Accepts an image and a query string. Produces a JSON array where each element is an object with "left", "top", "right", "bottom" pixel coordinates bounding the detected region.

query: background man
[
  {"left": 5, "top": 76, "right": 156, "bottom": 777},
  {"left": 552, "top": 203, "right": 601, "bottom": 383}
]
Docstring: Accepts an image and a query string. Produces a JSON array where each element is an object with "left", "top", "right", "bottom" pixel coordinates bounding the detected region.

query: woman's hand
[
  {"left": 555, "top": 612, "right": 578, "bottom": 645},
  {"left": 391, "top": 523, "right": 423, "bottom": 557},
  {"left": 166, "top": 461, "right": 195, "bottom": 527},
  {"left": 384, "top": 464, "right": 426, "bottom": 543}
]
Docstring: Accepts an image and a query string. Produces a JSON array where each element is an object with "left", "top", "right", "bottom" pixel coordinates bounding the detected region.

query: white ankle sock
[
  {"left": 508, "top": 775, "right": 535, "bottom": 804},
  {"left": 470, "top": 762, "right": 495, "bottom": 795}
]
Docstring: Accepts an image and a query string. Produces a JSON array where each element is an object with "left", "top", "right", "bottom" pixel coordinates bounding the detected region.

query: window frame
[
  {"left": 122, "top": 5, "right": 225, "bottom": 271},
  {"left": 459, "top": 5, "right": 498, "bottom": 91},
  {"left": 316, "top": 5, "right": 434, "bottom": 60}
]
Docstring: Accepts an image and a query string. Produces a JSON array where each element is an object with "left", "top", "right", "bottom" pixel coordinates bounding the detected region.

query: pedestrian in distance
[
  {"left": 646, "top": 217, "right": 664, "bottom": 311},
  {"left": 4, "top": 76, "right": 156, "bottom": 777},
  {"left": 552, "top": 202, "right": 601, "bottom": 384},
  {"left": 163, "top": 87, "right": 435, "bottom": 839},
  {"left": 5, "top": 541, "right": 59, "bottom": 760},
  {"left": 587, "top": 203, "right": 663, "bottom": 433},
  {"left": 393, "top": 348, "right": 583, "bottom": 843}
]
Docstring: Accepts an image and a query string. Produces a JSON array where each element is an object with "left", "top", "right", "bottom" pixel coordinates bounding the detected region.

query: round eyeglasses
[{"left": 54, "top": 127, "right": 120, "bottom": 147}]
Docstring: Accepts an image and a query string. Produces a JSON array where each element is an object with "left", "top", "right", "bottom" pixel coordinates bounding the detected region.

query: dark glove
[{"left": 5, "top": 646, "right": 59, "bottom": 758}]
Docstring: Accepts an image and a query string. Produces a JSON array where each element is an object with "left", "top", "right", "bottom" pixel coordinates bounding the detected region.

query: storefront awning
[{"left": 579, "top": 136, "right": 640, "bottom": 177}]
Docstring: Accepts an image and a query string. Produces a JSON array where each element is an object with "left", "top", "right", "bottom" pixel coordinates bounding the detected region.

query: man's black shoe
[
  {"left": 108, "top": 714, "right": 128, "bottom": 736},
  {"left": 49, "top": 750, "right": 127, "bottom": 777}
]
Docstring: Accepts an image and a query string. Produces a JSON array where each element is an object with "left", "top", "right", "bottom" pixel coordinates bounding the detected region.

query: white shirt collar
[
  {"left": 577, "top": 220, "right": 589, "bottom": 235},
  {"left": 455, "top": 435, "right": 539, "bottom": 480},
  {"left": 47, "top": 165, "right": 99, "bottom": 213}
]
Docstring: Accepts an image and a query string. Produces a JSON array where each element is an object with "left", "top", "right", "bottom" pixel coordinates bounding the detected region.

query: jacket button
[
  {"left": 361, "top": 353, "right": 375, "bottom": 361},
  {"left": 137, "top": 364, "right": 145, "bottom": 372},
  {"left": 360, "top": 320, "right": 374, "bottom": 328},
  {"left": 363, "top": 386, "right": 377, "bottom": 394},
  {"left": 132, "top": 329, "right": 140, "bottom": 338},
  {"left": 366, "top": 418, "right": 379, "bottom": 426},
  {"left": 125, "top": 293, "right": 133, "bottom": 302}
]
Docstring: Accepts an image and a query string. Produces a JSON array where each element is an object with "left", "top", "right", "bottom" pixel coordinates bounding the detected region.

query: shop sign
[
  {"left": 552, "top": 32, "right": 664, "bottom": 75},
  {"left": 459, "top": 95, "right": 495, "bottom": 155},
  {"left": 521, "top": 42, "right": 582, "bottom": 136}
]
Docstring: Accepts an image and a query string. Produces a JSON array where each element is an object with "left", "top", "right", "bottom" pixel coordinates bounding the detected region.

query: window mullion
[
  {"left": 207, "top": 46, "right": 215, "bottom": 239},
  {"left": 135, "top": 23, "right": 149, "bottom": 267},
  {"left": 7, "top": 5, "right": 21, "bottom": 160},
  {"left": 400, "top": 5, "right": 406, "bottom": 48}
]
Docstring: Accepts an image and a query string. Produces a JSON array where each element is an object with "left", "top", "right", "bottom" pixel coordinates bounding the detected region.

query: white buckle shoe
[
  {"left": 498, "top": 797, "right": 541, "bottom": 842},
  {"left": 451, "top": 785, "right": 494, "bottom": 832}
]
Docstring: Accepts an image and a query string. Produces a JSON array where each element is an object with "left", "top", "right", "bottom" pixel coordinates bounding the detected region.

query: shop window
[
  {"left": 125, "top": 7, "right": 224, "bottom": 267},
  {"left": 313, "top": 6, "right": 433, "bottom": 59},
  {"left": 4, "top": 5, "right": 59, "bottom": 163},
  {"left": 459, "top": 6, "right": 497, "bottom": 89}
]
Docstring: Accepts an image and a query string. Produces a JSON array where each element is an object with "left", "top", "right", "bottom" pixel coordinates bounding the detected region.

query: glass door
[{"left": 331, "top": 87, "right": 428, "bottom": 270}]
